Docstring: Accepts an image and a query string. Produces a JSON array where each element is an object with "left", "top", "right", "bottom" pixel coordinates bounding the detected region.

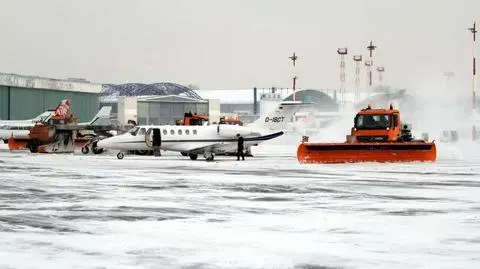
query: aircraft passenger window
[
  {"left": 170, "top": 130, "right": 175, "bottom": 135},
  {"left": 178, "top": 129, "right": 182, "bottom": 135},
  {"left": 193, "top": 129, "right": 197, "bottom": 135},
  {"left": 185, "top": 129, "right": 190, "bottom": 135},
  {"left": 138, "top": 128, "right": 146, "bottom": 136},
  {"left": 163, "top": 129, "right": 167, "bottom": 135}
]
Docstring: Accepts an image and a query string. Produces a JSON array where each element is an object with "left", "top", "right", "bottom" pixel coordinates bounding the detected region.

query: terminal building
[{"left": 0, "top": 72, "right": 102, "bottom": 121}]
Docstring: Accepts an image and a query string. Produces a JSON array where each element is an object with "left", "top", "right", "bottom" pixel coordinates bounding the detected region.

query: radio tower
[
  {"left": 337, "top": 47, "right": 348, "bottom": 110},
  {"left": 353, "top": 55, "right": 362, "bottom": 106},
  {"left": 289, "top": 52, "right": 298, "bottom": 101},
  {"left": 468, "top": 21, "right": 477, "bottom": 141},
  {"left": 366, "top": 41, "right": 377, "bottom": 96},
  {"left": 376, "top": 66, "right": 385, "bottom": 84}
]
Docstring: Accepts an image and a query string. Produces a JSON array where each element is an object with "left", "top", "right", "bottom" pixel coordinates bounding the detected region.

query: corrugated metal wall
[
  {"left": 0, "top": 86, "right": 9, "bottom": 120},
  {"left": 137, "top": 101, "right": 208, "bottom": 125},
  {"left": 3, "top": 87, "right": 99, "bottom": 121}
]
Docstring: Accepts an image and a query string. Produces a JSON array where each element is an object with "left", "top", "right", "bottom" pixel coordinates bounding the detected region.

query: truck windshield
[{"left": 355, "top": 114, "right": 390, "bottom": 130}]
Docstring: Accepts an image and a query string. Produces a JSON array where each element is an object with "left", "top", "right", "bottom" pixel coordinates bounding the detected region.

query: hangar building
[
  {"left": 0, "top": 72, "right": 102, "bottom": 121},
  {"left": 100, "top": 83, "right": 219, "bottom": 125}
]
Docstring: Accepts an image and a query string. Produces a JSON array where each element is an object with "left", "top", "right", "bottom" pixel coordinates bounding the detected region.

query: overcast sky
[{"left": 0, "top": 0, "right": 479, "bottom": 95}]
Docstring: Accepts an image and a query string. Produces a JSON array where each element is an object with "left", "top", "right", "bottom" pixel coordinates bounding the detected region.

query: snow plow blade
[
  {"left": 7, "top": 137, "right": 90, "bottom": 152},
  {"left": 7, "top": 137, "right": 29, "bottom": 151},
  {"left": 297, "top": 142, "right": 436, "bottom": 163}
]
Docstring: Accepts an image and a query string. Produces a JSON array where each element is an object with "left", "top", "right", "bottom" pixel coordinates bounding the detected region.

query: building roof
[
  {"left": 283, "top": 89, "right": 339, "bottom": 111},
  {"left": 0, "top": 72, "right": 102, "bottom": 93},
  {"left": 356, "top": 89, "right": 416, "bottom": 110},
  {"left": 137, "top": 95, "right": 208, "bottom": 103},
  {"left": 101, "top": 82, "right": 202, "bottom": 99},
  {"left": 196, "top": 88, "right": 294, "bottom": 104}
]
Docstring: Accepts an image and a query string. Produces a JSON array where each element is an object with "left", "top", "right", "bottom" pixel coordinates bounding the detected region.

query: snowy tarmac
[{"left": 0, "top": 140, "right": 480, "bottom": 269}]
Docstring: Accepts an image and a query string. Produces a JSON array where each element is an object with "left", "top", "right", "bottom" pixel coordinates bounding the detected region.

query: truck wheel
[
  {"left": 189, "top": 154, "right": 198, "bottom": 160},
  {"left": 117, "top": 152, "right": 125, "bottom": 159},
  {"left": 29, "top": 140, "right": 38, "bottom": 153},
  {"left": 81, "top": 146, "right": 90, "bottom": 154}
]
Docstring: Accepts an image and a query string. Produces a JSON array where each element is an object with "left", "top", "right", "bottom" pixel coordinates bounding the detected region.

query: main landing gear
[
  {"left": 204, "top": 152, "right": 214, "bottom": 162},
  {"left": 183, "top": 152, "right": 213, "bottom": 161}
]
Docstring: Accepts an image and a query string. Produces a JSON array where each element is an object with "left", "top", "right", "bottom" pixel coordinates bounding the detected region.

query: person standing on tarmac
[{"left": 236, "top": 133, "right": 245, "bottom": 161}]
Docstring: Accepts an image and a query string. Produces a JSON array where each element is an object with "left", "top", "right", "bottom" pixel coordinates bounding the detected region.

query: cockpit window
[
  {"left": 355, "top": 114, "right": 390, "bottom": 130},
  {"left": 129, "top": 126, "right": 140, "bottom": 135}
]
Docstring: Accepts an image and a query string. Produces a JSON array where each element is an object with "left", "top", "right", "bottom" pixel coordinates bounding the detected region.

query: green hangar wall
[{"left": 0, "top": 73, "right": 102, "bottom": 121}]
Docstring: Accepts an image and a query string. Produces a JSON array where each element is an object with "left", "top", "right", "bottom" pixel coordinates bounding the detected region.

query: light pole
[
  {"left": 289, "top": 52, "right": 298, "bottom": 101},
  {"left": 337, "top": 47, "right": 348, "bottom": 110},
  {"left": 443, "top": 71, "right": 454, "bottom": 93},
  {"left": 468, "top": 21, "right": 477, "bottom": 141},
  {"left": 376, "top": 66, "right": 385, "bottom": 84},
  {"left": 353, "top": 55, "right": 363, "bottom": 106},
  {"left": 364, "top": 60, "right": 373, "bottom": 98},
  {"left": 366, "top": 41, "right": 377, "bottom": 97}
]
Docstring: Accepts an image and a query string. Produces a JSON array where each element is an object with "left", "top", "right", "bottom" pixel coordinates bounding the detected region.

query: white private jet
[
  {"left": 0, "top": 106, "right": 112, "bottom": 143},
  {"left": 97, "top": 101, "right": 306, "bottom": 161}
]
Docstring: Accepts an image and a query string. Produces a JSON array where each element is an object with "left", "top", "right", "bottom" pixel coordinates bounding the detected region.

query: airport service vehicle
[
  {"left": 297, "top": 105, "right": 436, "bottom": 163},
  {"left": 0, "top": 112, "right": 54, "bottom": 143},
  {"left": 7, "top": 100, "right": 113, "bottom": 153}
]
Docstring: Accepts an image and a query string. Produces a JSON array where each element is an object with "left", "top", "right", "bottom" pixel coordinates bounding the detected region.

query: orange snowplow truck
[{"left": 297, "top": 104, "right": 436, "bottom": 163}]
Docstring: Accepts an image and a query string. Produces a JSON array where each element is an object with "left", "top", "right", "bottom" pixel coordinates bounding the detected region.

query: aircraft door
[{"left": 146, "top": 128, "right": 161, "bottom": 147}]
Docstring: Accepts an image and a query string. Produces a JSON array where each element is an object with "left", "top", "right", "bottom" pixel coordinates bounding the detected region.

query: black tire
[
  {"left": 81, "top": 146, "right": 90, "bottom": 154},
  {"left": 3, "top": 139, "right": 8, "bottom": 144},
  {"left": 117, "top": 152, "right": 125, "bottom": 159},
  {"left": 189, "top": 154, "right": 198, "bottom": 160},
  {"left": 180, "top": 152, "right": 188, "bottom": 156},
  {"left": 92, "top": 141, "right": 104, "bottom": 154},
  {"left": 136, "top": 150, "right": 148, "bottom": 155},
  {"left": 29, "top": 140, "right": 38, "bottom": 153}
]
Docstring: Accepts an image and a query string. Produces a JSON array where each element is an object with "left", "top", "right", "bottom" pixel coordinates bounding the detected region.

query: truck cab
[
  {"left": 350, "top": 105, "right": 405, "bottom": 142},
  {"left": 177, "top": 112, "right": 209, "bottom": 126}
]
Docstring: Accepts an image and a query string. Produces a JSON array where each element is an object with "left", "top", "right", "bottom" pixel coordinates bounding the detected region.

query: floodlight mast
[
  {"left": 468, "top": 21, "right": 477, "bottom": 140},
  {"left": 364, "top": 59, "right": 373, "bottom": 97},
  {"left": 337, "top": 47, "right": 348, "bottom": 110},
  {"left": 376, "top": 66, "right": 385, "bottom": 84},
  {"left": 353, "top": 55, "right": 363, "bottom": 105},
  {"left": 366, "top": 41, "right": 377, "bottom": 97},
  {"left": 289, "top": 52, "right": 298, "bottom": 101}
]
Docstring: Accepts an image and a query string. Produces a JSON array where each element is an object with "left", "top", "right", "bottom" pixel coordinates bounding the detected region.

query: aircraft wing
[{"left": 182, "top": 141, "right": 237, "bottom": 155}]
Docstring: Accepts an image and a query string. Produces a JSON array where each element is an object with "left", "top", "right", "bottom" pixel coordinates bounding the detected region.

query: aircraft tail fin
[
  {"left": 247, "top": 101, "right": 307, "bottom": 131},
  {"left": 87, "top": 106, "right": 112, "bottom": 126}
]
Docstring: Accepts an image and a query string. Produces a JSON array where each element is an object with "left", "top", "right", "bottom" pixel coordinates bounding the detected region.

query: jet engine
[{"left": 216, "top": 124, "right": 257, "bottom": 138}]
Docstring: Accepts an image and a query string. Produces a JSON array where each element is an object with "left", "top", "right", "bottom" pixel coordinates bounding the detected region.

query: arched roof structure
[
  {"left": 283, "top": 89, "right": 338, "bottom": 111},
  {"left": 101, "top": 83, "right": 203, "bottom": 100}
]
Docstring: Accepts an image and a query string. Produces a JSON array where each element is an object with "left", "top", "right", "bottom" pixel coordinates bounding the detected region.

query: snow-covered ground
[{"left": 0, "top": 138, "right": 480, "bottom": 269}]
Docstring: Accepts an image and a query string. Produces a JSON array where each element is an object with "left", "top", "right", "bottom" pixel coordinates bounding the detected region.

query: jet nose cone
[{"left": 96, "top": 138, "right": 109, "bottom": 149}]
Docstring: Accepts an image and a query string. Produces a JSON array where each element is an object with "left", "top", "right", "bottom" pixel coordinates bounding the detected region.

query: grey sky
[{"left": 0, "top": 0, "right": 479, "bottom": 94}]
